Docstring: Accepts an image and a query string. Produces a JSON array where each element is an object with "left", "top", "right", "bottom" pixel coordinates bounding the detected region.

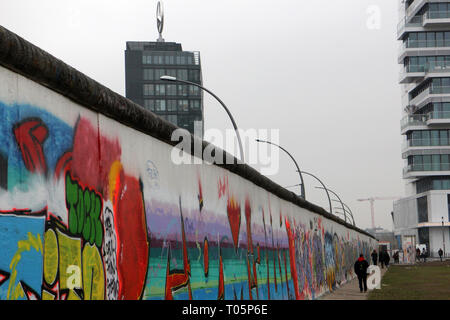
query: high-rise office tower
[
  {"left": 125, "top": 2, "right": 204, "bottom": 138},
  {"left": 394, "top": 0, "right": 450, "bottom": 258}
]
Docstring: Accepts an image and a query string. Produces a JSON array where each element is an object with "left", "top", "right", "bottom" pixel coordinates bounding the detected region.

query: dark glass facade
[
  {"left": 418, "top": 227, "right": 430, "bottom": 249},
  {"left": 125, "top": 41, "right": 204, "bottom": 138},
  {"left": 417, "top": 196, "right": 429, "bottom": 223}
]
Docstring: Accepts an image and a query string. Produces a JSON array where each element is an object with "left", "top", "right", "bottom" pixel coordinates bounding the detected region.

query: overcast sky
[{"left": 0, "top": 0, "right": 404, "bottom": 231}]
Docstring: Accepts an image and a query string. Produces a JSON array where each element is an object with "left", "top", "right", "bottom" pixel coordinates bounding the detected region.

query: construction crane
[{"left": 357, "top": 197, "right": 400, "bottom": 229}]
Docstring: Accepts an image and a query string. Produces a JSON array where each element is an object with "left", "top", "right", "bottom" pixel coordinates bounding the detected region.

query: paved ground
[{"left": 319, "top": 267, "right": 388, "bottom": 300}]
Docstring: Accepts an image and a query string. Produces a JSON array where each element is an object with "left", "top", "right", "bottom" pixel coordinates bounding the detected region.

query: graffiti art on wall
[{"left": 0, "top": 89, "right": 376, "bottom": 300}]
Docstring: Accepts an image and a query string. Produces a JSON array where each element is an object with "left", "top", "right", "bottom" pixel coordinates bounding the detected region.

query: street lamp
[
  {"left": 160, "top": 75, "right": 245, "bottom": 163},
  {"left": 255, "top": 139, "right": 305, "bottom": 199},
  {"left": 342, "top": 202, "right": 356, "bottom": 226},
  {"left": 315, "top": 186, "right": 346, "bottom": 223},
  {"left": 300, "top": 171, "right": 332, "bottom": 215},
  {"left": 333, "top": 200, "right": 356, "bottom": 226},
  {"left": 443, "top": 216, "right": 446, "bottom": 259}
]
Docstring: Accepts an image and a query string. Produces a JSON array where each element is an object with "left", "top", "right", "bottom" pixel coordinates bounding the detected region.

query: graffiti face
[{"left": 0, "top": 99, "right": 376, "bottom": 300}]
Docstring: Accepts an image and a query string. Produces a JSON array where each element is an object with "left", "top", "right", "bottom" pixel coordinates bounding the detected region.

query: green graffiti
[{"left": 66, "top": 173, "right": 103, "bottom": 248}]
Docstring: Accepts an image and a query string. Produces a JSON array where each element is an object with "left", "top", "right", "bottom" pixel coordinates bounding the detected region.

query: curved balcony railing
[
  {"left": 401, "top": 111, "right": 450, "bottom": 131},
  {"left": 401, "top": 114, "right": 428, "bottom": 129}
]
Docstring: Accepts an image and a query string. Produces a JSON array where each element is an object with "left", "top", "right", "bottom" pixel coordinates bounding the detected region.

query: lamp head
[{"left": 160, "top": 75, "right": 177, "bottom": 81}]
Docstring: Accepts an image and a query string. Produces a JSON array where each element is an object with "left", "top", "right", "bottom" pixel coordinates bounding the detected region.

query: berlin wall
[{"left": 0, "top": 26, "right": 377, "bottom": 300}]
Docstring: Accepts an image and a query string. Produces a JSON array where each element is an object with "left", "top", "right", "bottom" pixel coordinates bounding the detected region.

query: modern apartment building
[
  {"left": 394, "top": 0, "right": 450, "bottom": 258},
  {"left": 125, "top": 2, "right": 204, "bottom": 138}
]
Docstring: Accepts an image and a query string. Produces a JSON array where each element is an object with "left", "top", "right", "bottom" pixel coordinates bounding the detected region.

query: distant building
[
  {"left": 125, "top": 2, "right": 204, "bottom": 138},
  {"left": 365, "top": 227, "right": 398, "bottom": 251},
  {"left": 394, "top": 0, "right": 450, "bottom": 258}
]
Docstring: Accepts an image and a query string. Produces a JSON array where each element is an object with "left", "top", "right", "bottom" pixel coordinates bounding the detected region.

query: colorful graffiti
[{"left": 0, "top": 87, "right": 376, "bottom": 300}]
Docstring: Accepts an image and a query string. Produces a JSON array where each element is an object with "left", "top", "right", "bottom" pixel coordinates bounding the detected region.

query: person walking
[
  {"left": 422, "top": 248, "right": 427, "bottom": 263},
  {"left": 416, "top": 248, "right": 421, "bottom": 262},
  {"left": 379, "top": 250, "right": 385, "bottom": 269},
  {"left": 371, "top": 249, "right": 378, "bottom": 265},
  {"left": 393, "top": 251, "right": 399, "bottom": 264},
  {"left": 438, "top": 248, "right": 443, "bottom": 262},
  {"left": 385, "top": 251, "right": 390, "bottom": 268},
  {"left": 354, "top": 254, "right": 369, "bottom": 293}
]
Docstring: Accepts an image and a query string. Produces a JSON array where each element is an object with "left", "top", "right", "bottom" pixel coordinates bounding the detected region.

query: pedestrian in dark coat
[
  {"left": 354, "top": 254, "right": 369, "bottom": 293},
  {"left": 438, "top": 248, "right": 443, "bottom": 262},
  {"left": 379, "top": 250, "right": 385, "bottom": 268},
  {"left": 371, "top": 250, "right": 378, "bottom": 265},
  {"left": 416, "top": 248, "right": 421, "bottom": 262},
  {"left": 393, "top": 251, "right": 399, "bottom": 263},
  {"left": 385, "top": 252, "right": 390, "bottom": 268}
]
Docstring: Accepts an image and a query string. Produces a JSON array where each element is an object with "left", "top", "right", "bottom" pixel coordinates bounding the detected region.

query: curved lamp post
[
  {"left": 300, "top": 171, "right": 332, "bottom": 215},
  {"left": 160, "top": 75, "right": 245, "bottom": 163},
  {"left": 342, "top": 202, "right": 356, "bottom": 226},
  {"left": 443, "top": 216, "right": 446, "bottom": 258},
  {"left": 333, "top": 200, "right": 356, "bottom": 226},
  {"left": 255, "top": 139, "right": 305, "bottom": 199},
  {"left": 315, "top": 186, "right": 346, "bottom": 223}
]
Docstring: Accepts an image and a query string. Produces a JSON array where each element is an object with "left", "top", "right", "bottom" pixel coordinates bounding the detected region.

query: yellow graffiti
[
  {"left": 57, "top": 228, "right": 82, "bottom": 300},
  {"left": 7, "top": 232, "right": 43, "bottom": 300},
  {"left": 42, "top": 225, "right": 106, "bottom": 300},
  {"left": 108, "top": 161, "right": 123, "bottom": 202},
  {"left": 43, "top": 229, "right": 58, "bottom": 285},
  {"left": 82, "top": 244, "right": 105, "bottom": 300}
]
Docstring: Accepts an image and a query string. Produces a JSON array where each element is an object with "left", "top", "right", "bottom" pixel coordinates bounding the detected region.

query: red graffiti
[
  {"left": 54, "top": 151, "right": 73, "bottom": 181},
  {"left": 164, "top": 246, "right": 189, "bottom": 300},
  {"left": 114, "top": 172, "right": 149, "bottom": 300},
  {"left": 285, "top": 217, "right": 300, "bottom": 300},
  {"left": 218, "top": 248, "right": 224, "bottom": 300},
  {"left": 13, "top": 118, "right": 48, "bottom": 174},
  {"left": 227, "top": 197, "right": 241, "bottom": 252},
  {"left": 0, "top": 270, "right": 10, "bottom": 287},
  {"left": 218, "top": 176, "right": 229, "bottom": 199},
  {"left": 164, "top": 199, "right": 192, "bottom": 300},
  {"left": 246, "top": 255, "right": 253, "bottom": 300},
  {"left": 72, "top": 118, "right": 121, "bottom": 198}
]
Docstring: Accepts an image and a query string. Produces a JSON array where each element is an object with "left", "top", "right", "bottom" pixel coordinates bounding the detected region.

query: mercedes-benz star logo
[{"left": 156, "top": 1, "right": 164, "bottom": 36}]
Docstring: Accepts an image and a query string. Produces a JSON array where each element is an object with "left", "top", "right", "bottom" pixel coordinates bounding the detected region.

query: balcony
[
  {"left": 397, "top": 15, "right": 423, "bottom": 40},
  {"left": 402, "top": 138, "right": 450, "bottom": 152},
  {"left": 423, "top": 10, "right": 450, "bottom": 27},
  {"left": 398, "top": 39, "right": 450, "bottom": 64},
  {"left": 401, "top": 111, "right": 450, "bottom": 135},
  {"left": 400, "top": 63, "right": 450, "bottom": 84},
  {"left": 399, "top": 65, "right": 426, "bottom": 84},
  {"left": 409, "top": 86, "right": 450, "bottom": 110},
  {"left": 428, "top": 111, "right": 450, "bottom": 125},
  {"left": 403, "top": 163, "right": 450, "bottom": 178},
  {"left": 398, "top": 9, "right": 450, "bottom": 39},
  {"left": 401, "top": 114, "right": 428, "bottom": 134}
]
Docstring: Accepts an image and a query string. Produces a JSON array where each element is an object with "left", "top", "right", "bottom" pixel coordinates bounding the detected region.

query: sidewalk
[{"left": 319, "top": 267, "right": 388, "bottom": 300}]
